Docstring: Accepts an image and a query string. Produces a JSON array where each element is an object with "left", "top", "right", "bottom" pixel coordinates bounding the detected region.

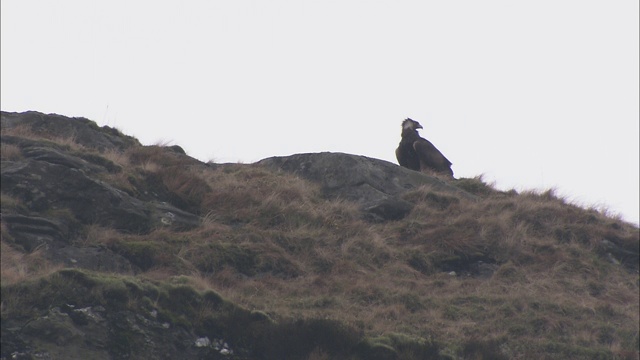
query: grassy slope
[{"left": 1, "top": 123, "right": 638, "bottom": 359}]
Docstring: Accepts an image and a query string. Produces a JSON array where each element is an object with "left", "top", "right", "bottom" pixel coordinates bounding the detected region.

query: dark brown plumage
[{"left": 395, "top": 118, "right": 454, "bottom": 178}]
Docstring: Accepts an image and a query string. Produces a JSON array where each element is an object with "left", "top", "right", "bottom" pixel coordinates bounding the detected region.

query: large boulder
[{"left": 258, "top": 152, "right": 475, "bottom": 221}]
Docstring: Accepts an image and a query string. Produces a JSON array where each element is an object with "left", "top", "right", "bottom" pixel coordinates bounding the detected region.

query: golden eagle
[{"left": 395, "top": 118, "right": 454, "bottom": 178}]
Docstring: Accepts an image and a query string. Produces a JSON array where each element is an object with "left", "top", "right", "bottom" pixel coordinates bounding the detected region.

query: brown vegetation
[{"left": 1, "top": 121, "right": 638, "bottom": 359}]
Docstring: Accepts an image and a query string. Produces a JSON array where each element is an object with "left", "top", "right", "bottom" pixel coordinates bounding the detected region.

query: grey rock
[
  {"left": 1, "top": 160, "right": 200, "bottom": 235},
  {"left": 258, "top": 152, "right": 475, "bottom": 221},
  {"left": 22, "top": 307, "right": 84, "bottom": 346},
  {"left": 1, "top": 159, "right": 153, "bottom": 233},
  {"left": 1, "top": 111, "right": 202, "bottom": 279},
  {"left": 1, "top": 214, "right": 69, "bottom": 251},
  {"left": 599, "top": 238, "right": 639, "bottom": 271},
  {"left": 1, "top": 135, "right": 123, "bottom": 174},
  {"left": 153, "top": 201, "right": 201, "bottom": 231},
  {"left": 1, "top": 111, "right": 139, "bottom": 152},
  {"left": 3, "top": 306, "right": 214, "bottom": 360},
  {"left": 48, "top": 246, "right": 136, "bottom": 274},
  {"left": 21, "top": 145, "right": 102, "bottom": 173}
]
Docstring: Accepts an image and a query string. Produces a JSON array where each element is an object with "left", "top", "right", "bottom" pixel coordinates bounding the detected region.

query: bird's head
[{"left": 402, "top": 118, "right": 423, "bottom": 131}]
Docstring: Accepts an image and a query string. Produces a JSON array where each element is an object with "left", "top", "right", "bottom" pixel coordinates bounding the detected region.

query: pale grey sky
[{"left": 2, "top": 1, "right": 639, "bottom": 224}]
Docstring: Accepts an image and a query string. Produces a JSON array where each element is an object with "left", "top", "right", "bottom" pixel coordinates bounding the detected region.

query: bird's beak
[{"left": 416, "top": 124, "right": 423, "bottom": 129}]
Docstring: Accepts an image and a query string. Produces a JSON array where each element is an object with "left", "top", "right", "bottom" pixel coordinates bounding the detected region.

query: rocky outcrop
[
  {"left": 1, "top": 111, "right": 140, "bottom": 152},
  {"left": 0, "top": 270, "right": 254, "bottom": 360},
  {"left": 3, "top": 111, "right": 637, "bottom": 360},
  {"left": 0, "top": 110, "right": 476, "bottom": 276},
  {"left": 1, "top": 268, "right": 441, "bottom": 360},
  {"left": 2, "top": 159, "right": 155, "bottom": 232},
  {"left": 0, "top": 112, "right": 469, "bottom": 359},
  {"left": 259, "top": 152, "right": 475, "bottom": 221},
  {"left": 1, "top": 111, "right": 201, "bottom": 276},
  {"left": 1, "top": 150, "right": 200, "bottom": 232}
]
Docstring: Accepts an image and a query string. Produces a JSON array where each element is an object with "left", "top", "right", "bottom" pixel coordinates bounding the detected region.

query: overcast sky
[{"left": 2, "top": 1, "right": 638, "bottom": 224}]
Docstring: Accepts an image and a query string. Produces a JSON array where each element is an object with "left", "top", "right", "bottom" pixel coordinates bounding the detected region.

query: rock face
[
  {"left": 1, "top": 112, "right": 201, "bottom": 274},
  {"left": 0, "top": 270, "right": 260, "bottom": 360},
  {"left": 2, "top": 158, "right": 154, "bottom": 233},
  {"left": 259, "top": 152, "right": 474, "bottom": 221},
  {"left": 1, "top": 111, "right": 140, "bottom": 151}
]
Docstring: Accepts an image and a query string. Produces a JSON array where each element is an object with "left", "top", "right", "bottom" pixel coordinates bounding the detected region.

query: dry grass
[
  {"left": 1, "top": 124, "right": 638, "bottom": 358},
  {"left": 0, "top": 193, "right": 23, "bottom": 213},
  {"left": 101, "top": 148, "right": 131, "bottom": 168},
  {"left": 2, "top": 123, "right": 84, "bottom": 151},
  {"left": 74, "top": 224, "right": 123, "bottom": 247},
  {"left": 200, "top": 165, "right": 350, "bottom": 227},
  {"left": 0, "top": 143, "right": 23, "bottom": 161},
  {"left": 0, "top": 238, "right": 62, "bottom": 286},
  {"left": 1, "top": 123, "right": 42, "bottom": 140},
  {"left": 182, "top": 172, "right": 638, "bottom": 357},
  {"left": 115, "top": 158, "right": 636, "bottom": 357}
]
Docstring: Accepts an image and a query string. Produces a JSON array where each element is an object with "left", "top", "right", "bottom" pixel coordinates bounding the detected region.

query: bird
[{"left": 395, "top": 118, "right": 454, "bottom": 178}]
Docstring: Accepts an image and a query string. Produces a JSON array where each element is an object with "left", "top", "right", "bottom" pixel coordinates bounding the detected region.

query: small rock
[
  {"left": 195, "top": 337, "right": 210, "bottom": 347},
  {"left": 606, "top": 253, "right": 620, "bottom": 265}
]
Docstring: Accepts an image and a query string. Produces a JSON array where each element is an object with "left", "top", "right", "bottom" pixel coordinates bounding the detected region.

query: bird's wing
[
  {"left": 413, "top": 139, "right": 452, "bottom": 168},
  {"left": 395, "top": 147, "right": 407, "bottom": 167}
]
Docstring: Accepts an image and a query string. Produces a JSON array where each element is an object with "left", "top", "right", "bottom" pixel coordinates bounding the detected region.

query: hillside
[{"left": 1, "top": 111, "right": 638, "bottom": 360}]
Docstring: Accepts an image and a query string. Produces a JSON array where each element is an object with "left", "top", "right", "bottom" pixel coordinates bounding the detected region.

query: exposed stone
[
  {"left": 1, "top": 161, "right": 200, "bottom": 236},
  {"left": 47, "top": 246, "right": 137, "bottom": 274},
  {"left": 2, "top": 110, "right": 637, "bottom": 360},
  {"left": 1, "top": 111, "right": 140, "bottom": 152},
  {"left": 258, "top": 152, "right": 475, "bottom": 221},
  {"left": 22, "top": 307, "right": 85, "bottom": 346},
  {"left": 152, "top": 201, "right": 201, "bottom": 231},
  {"left": 2, "top": 306, "right": 220, "bottom": 360},
  {"left": 2, "top": 214, "right": 69, "bottom": 251},
  {"left": 1, "top": 159, "right": 154, "bottom": 233},
  {"left": 1, "top": 111, "right": 200, "bottom": 277},
  {"left": 598, "top": 238, "right": 639, "bottom": 271}
]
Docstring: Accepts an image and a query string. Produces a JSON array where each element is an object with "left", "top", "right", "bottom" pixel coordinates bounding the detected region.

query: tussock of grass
[
  {"left": 1, "top": 123, "right": 85, "bottom": 151},
  {"left": 0, "top": 239, "right": 62, "bottom": 286},
  {"left": 0, "top": 143, "right": 23, "bottom": 161}
]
